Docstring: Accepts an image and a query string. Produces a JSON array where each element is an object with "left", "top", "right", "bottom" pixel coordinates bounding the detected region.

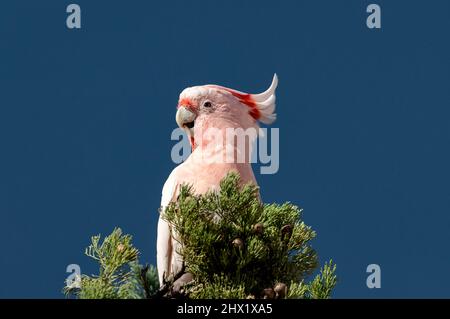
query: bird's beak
[{"left": 176, "top": 106, "right": 196, "bottom": 137}]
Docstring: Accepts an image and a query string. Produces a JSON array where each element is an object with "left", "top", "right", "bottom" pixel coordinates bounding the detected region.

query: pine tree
[
  {"left": 63, "top": 228, "right": 159, "bottom": 299},
  {"left": 64, "top": 172, "right": 337, "bottom": 299}
]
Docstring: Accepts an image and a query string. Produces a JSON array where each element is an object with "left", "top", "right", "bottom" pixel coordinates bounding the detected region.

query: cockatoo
[{"left": 157, "top": 74, "right": 278, "bottom": 285}]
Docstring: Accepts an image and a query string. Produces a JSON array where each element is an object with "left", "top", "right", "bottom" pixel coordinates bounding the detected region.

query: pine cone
[
  {"left": 232, "top": 238, "right": 244, "bottom": 249},
  {"left": 274, "top": 282, "right": 288, "bottom": 299},
  {"left": 262, "top": 288, "right": 275, "bottom": 299},
  {"left": 253, "top": 223, "right": 264, "bottom": 235},
  {"left": 281, "top": 224, "right": 293, "bottom": 241}
]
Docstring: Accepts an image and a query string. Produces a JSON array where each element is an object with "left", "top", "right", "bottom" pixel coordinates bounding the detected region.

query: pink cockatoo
[{"left": 157, "top": 74, "right": 278, "bottom": 285}]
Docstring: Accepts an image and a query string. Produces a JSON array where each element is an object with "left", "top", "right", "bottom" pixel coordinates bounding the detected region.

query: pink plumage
[{"left": 156, "top": 74, "right": 278, "bottom": 285}]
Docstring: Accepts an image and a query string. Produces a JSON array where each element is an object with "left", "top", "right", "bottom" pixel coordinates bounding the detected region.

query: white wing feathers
[{"left": 156, "top": 167, "right": 179, "bottom": 286}]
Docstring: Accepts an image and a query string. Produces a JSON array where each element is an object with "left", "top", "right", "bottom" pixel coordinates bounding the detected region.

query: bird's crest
[{"left": 207, "top": 74, "right": 278, "bottom": 124}]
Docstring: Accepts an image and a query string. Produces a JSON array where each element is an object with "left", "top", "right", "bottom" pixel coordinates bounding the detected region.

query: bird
[{"left": 156, "top": 74, "right": 278, "bottom": 286}]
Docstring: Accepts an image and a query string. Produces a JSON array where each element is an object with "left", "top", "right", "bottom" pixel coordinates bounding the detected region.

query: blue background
[{"left": 1, "top": 0, "right": 449, "bottom": 298}]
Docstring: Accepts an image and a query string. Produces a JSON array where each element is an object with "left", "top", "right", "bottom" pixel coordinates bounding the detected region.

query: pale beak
[{"left": 176, "top": 106, "right": 196, "bottom": 137}]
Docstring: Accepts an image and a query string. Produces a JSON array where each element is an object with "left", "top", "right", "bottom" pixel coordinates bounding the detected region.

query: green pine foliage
[
  {"left": 64, "top": 228, "right": 159, "bottom": 299},
  {"left": 163, "top": 172, "right": 336, "bottom": 299},
  {"left": 64, "top": 172, "right": 337, "bottom": 299}
]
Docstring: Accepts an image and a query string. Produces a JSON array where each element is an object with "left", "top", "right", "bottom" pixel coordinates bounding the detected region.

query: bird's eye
[{"left": 203, "top": 101, "right": 212, "bottom": 108}]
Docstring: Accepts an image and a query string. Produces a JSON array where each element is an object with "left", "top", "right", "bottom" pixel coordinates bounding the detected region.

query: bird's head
[{"left": 176, "top": 74, "right": 278, "bottom": 150}]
